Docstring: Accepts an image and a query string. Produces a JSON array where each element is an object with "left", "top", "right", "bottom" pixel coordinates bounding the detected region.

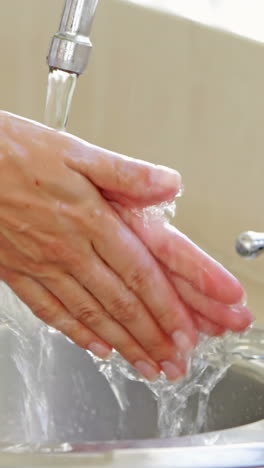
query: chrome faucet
[
  {"left": 47, "top": 0, "right": 99, "bottom": 75},
  {"left": 235, "top": 231, "right": 264, "bottom": 258}
]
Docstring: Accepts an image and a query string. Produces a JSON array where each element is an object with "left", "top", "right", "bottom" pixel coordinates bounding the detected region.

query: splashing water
[
  {"left": 0, "top": 202, "right": 253, "bottom": 442},
  {"left": 0, "top": 282, "right": 257, "bottom": 445},
  {"left": 90, "top": 335, "right": 233, "bottom": 438},
  {"left": 44, "top": 70, "right": 77, "bottom": 131},
  {"left": 81, "top": 328, "right": 263, "bottom": 438},
  {"left": 0, "top": 284, "right": 56, "bottom": 444}
]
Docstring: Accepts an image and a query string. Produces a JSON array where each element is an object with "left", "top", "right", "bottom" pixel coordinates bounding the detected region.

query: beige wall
[
  {"left": 0, "top": 0, "right": 63, "bottom": 120},
  {"left": 1, "top": 0, "right": 264, "bottom": 322}
]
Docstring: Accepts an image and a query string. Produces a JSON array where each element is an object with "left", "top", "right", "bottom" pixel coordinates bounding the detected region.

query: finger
[
  {"left": 63, "top": 138, "right": 182, "bottom": 207},
  {"left": 191, "top": 311, "right": 226, "bottom": 336},
  {"left": 170, "top": 275, "right": 253, "bottom": 332},
  {"left": 42, "top": 274, "right": 167, "bottom": 381},
  {"left": 1, "top": 270, "right": 112, "bottom": 357},
  {"left": 67, "top": 246, "right": 190, "bottom": 365},
  {"left": 79, "top": 200, "right": 198, "bottom": 352},
  {"left": 160, "top": 264, "right": 226, "bottom": 337},
  {"left": 113, "top": 204, "right": 244, "bottom": 305}
]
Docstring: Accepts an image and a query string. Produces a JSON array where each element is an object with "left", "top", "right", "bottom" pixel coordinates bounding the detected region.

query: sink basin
[
  {"left": 3, "top": 319, "right": 264, "bottom": 445},
  {"left": 0, "top": 296, "right": 264, "bottom": 467}
]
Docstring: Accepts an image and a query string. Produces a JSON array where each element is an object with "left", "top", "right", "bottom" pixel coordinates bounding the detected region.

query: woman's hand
[
  {"left": 0, "top": 111, "right": 199, "bottom": 381},
  {"left": 113, "top": 205, "right": 253, "bottom": 337}
]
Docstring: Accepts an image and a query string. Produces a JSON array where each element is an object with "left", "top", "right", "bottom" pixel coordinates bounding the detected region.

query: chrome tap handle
[
  {"left": 235, "top": 231, "right": 264, "bottom": 258},
  {"left": 47, "top": 0, "right": 99, "bottom": 75}
]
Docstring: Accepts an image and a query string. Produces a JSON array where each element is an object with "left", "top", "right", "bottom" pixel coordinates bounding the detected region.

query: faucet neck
[{"left": 47, "top": 0, "right": 100, "bottom": 75}]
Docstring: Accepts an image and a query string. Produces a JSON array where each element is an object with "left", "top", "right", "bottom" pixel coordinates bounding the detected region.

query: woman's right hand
[
  {"left": 0, "top": 111, "right": 199, "bottom": 381},
  {"left": 112, "top": 204, "right": 253, "bottom": 338}
]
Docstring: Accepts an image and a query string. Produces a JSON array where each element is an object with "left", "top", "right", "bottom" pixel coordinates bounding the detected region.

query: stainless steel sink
[{"left": 0, "top": 300, "right": 264, "bottom": 468}]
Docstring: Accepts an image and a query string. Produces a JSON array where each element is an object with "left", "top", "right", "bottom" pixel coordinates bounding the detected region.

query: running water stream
[{"left": 44, "top": 69, "right": 77, "bottom": 131}]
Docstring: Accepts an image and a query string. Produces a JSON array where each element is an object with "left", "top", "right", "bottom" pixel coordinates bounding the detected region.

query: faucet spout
[{"left": 47, "top": 0, "right": 100, "bottom": 75}]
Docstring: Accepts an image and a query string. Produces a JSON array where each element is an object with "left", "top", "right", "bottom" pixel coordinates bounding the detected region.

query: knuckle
[
  {"left": 78, "top": 304, "right": 102, "bottom": 328},
  {"left": 111, "top": 297, "right": 138, "bottom": 324},
  {"left": 45, "top": 238, "right": 77, "bottom": 265},
  {"left": 67, "top": 202, "right": 102, "bottom": 237},
  {"left": 31, "top": 303, "right": 51, "bottom": 322},
  {"left": 141, "top": 166, "right": 158, "bottom": 191},
  {"left": 154, "top": 307, "right": 175, "bottom": 331},
  {"left": 128, "top": 267, "right": 149, "bottom": 291},
  {"left": 46, "top": 239, "right": 64, "bottom": 257},
  {"left": 156, "top": 241, "right": 170, "bottom": 261},
  {"left": 22, "top": 261, "right": 59, "bottom": 283},
  {"left": 45, "top": 239, "right": 69, "bottom": 261},
  {"left": 113, "top": 160, "right": 129, "bottom": 189},
  {"left": 82, "top": 270, "right": 96, "bottom": 287}
]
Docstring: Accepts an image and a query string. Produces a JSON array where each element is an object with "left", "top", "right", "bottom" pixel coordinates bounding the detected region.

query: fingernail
[
  {"left": 237, "top": 291, "right": 248, "bottom": 307},
  {"left": 157, "top": 166, "right": 182, "bottom": 189},
  {"left": 172, "top": 330, "right": 194, "bottom": 355},
  {"left": 229, "top": 291, "right": 248, "bottom": 308},
  {"left": 160, "top": 361, "right": 182, "bottom": 381},
  {"left": 230, "top": 303, "right": 254, "bottom": 319},
  {"left": 231, "top": 305, "right": 255, "bottom": 329},
  {"left": 88, "top": 343, "right": 111, "bottom": 359},
  {"left": 240, "top": 291, "right": 248, "bottom": 306},
  {"left": 135, "top": 361, "right": 159, "bottom": 381}
]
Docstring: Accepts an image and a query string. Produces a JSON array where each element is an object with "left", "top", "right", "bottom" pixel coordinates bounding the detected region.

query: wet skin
[{"left": 0, "top": 112, "right": 253, "bottom": 381}]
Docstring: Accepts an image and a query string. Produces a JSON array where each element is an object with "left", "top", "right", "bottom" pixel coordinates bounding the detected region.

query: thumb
[
  {"left": 65, "top": 137, "right": 182, "bottom": 207},
  {"left": 0, "top": 112, "right": 181, "bottom": 207}
]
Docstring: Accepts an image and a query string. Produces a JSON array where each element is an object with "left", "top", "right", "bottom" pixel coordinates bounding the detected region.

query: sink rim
[
  {"left": 1, "top": 418, "right": 264, "bottom": 451},
  {"left": 0, "top": 429, "right": 264, "bottom": 468}
]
